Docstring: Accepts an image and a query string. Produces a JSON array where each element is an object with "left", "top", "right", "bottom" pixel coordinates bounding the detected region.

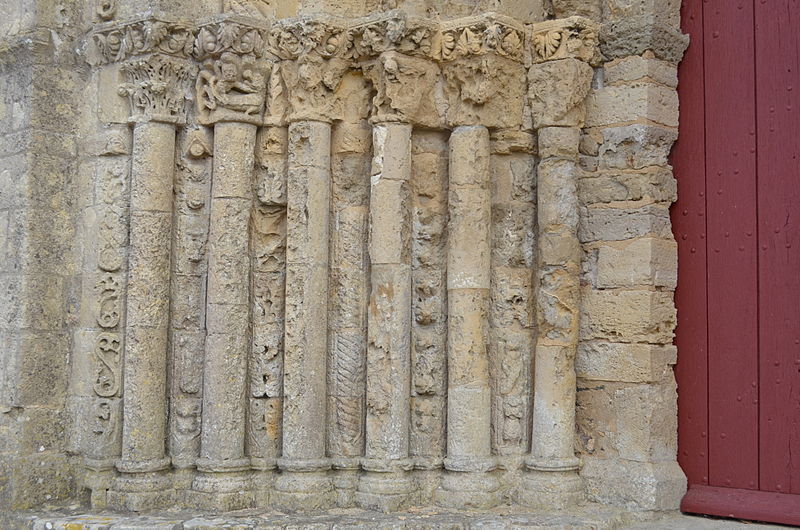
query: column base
[
  {"left": 81, "top": 459, "right": 117, "bottom": 510},
  {"left": 435, "top": 458, "right": 499, "bottom": 510},
  {"left": 107, "top": 470, "right": 175, "bottom": 512},
  {"left": 187, "top": 459, "right": 253, "bottom": 512},
  {"left": 517, "top": 466, "right": 585, "bottom": 509},
  {"left": 332, "top": 458, "right": 360, "bottom": 508},
  {"left": 356, "top": 459, "right": 415, "bottom": 512},
  {"left": 272, "top": 459, "right": 335, "bottom": 512}
]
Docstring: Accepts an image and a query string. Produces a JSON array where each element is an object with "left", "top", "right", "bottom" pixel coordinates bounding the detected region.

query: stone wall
[{"left": 0, "top": 0, "right": 689, "bottom": 517}]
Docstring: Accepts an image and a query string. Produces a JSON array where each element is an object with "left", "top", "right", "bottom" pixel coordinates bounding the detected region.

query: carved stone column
[
  {"left": 519, "top": 17, "right": 599, "bottom": 509},
  {"left": 268, "top": 17, "right": 349, "bottom": 511},
  {"left": 187, "top": 18, "right": 270, "bottom": 511},
  {"left": 108, "top": 52, "right": 195, "bottom": 512},
  {"left": 433, "top": 14, "right": 527, "bottom": 510},
  {"left": 348, "top": 14, "right": 441, "bottom": 510}
]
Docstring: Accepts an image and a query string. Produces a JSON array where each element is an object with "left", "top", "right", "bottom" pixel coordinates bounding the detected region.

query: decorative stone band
[
  {"left": 529, "top": 16, "right": 601, "bottom": 66},
  {"left": 267, "top": 15, "right": 349, "bottom": 61},
  {"left": 194, "top": 15, "right": 270, "bottom": 61},
  {"left": 346, "top": 9, "right": 438, "bottom": 61},
  {"left": 439, "top": 13, "right": 525, "bottom": 63},
  {"left": 89, "top": 12, "right": 598, "bottom": 70},
  {"left": 90, "top": 15, "right": 195, "bottom": 65}
]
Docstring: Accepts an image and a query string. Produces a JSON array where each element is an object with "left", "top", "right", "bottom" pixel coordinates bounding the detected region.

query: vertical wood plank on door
[
  {"left": 704, "top": 0, "right": 760, "bottom": 490},
  {"left": 672, "top": 0, "right": 710, "bottom": 488},
  {"left": 756, "top": 0, "right": 800, "bottom": 496}
]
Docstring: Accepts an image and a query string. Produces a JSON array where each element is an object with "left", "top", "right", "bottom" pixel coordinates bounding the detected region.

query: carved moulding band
[
  {"left": 346, "top": 9, "right": 438, "bottom": 61},
  {"left": 529, "top": 16, "right": 601, "bottom": 66},
  {"left": 90, "top": 15, "right": 195, "bottom": 65},
  {"left": 439, "top": 13, "right": 525, "bottom": 63}
]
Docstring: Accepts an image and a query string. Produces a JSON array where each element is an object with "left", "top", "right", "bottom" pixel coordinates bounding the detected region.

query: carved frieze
[{"left": 94, "top": 332, "right": 122, "bottom": 398}]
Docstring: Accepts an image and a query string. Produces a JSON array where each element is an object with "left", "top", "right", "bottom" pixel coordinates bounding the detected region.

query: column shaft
[
  {"left": 437, "top": 125, "right": 498, "bottom": 509},
  {"left": 520, "top": 126, "right": 585, "bottom": 508},
  {"left": 358, "top": 122, "right": 414, "bottom": 511},
  {"left": 189, "top": 122, "right": 257, "bottom": 511},
  {"left": 110, "top": 120, "right": 176, "bottom": 511},
  {"left": 274, "top": 119, "right": 335, "bottom": 511},
  {"left": 200, "top": 121, "right": 257, "bottom": 465},
  {"left": 120, "top": 121, "right": 175, "bottom": 468}
]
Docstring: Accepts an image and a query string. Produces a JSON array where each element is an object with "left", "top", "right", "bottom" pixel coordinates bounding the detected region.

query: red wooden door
[{"left": 672, "top": 0, "right": 800, "bottom": 525}]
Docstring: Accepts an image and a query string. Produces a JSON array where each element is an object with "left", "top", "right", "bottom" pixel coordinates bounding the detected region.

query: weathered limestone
[{"left": 0, "top": 0, "right": 689, "bottom": 518}]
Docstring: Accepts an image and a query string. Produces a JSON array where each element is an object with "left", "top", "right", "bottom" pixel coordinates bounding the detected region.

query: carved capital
[
  {"left": 347, "top": 10, "right": 438, "bottom": 61},
  {"left": 443, "top": 53, "right": 525, "bottom": 129},
  {"left": 90, "top": 16, "right": 195, "bottom": 65},
  {"left": 530, "top": 16, "right": 601, "bottom": 66},
  {"left": 364, "top": 51, "right": 441, "bottom": 127},
  {"left": 438, "top": 13, "right": 525, "bottom": 63},
  {"left": 528, "top": 58, "right": 594, "bottom": 129},
  {"left": 194, "top": 17, "right": 272, "bottom": 125},
  {"left": 268, "top": 17, "right": 350, "bottom": 122},
  {"left": 119, "top": 54, "right": 196, "bottom": 124}
]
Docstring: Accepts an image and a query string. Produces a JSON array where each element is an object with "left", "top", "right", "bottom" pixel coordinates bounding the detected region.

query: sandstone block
[
  {"left": 538, "top": 127, "right": 581, "bottom": 159},
  {"left": 490, "top": 154, "right": 535, "bottom": 205},
  {"left": 491, "top": 201, "right": 535, "bottom": 268},
  {"left": 586, "top": 84, "right": 679, "bottom": 128},
  {"left": 580, "top": 204, "right": 672, "bottom": 243},
  {"left": 603, "top": 0, "right": 681, "bottom": 28},
  {"left": 539, "top": 232, "right": 582, "bottom": 268},
  {"left": 579, "top": 167, "right": 677, "bottom": 204},
  {"left": 594, "top": 237, "right": 677, "bottom": 289},
  {"left": 580, "top": 289, "right": 676, "bottom": 344},
  {"left": 529, "top": 59, "right": 594, "bottom": 129},
  {"left": 601, "top": 18, "right": 689, "bottom": 63},
  {"left": 448, "top": 188, "right": 491, "bottom": 290},
  {"left": 552, "top": 0, "right": 602, "bottom": 21},
  {"left": 598, "top": 124, "right": 678, "bottom": 170},
  {"left": 613, "top": 378, "right": 678, "bottom": 463},
  {"left": 577, "top": 342, "right": 677, "bottom": 383},
  {"left": 581, "top": 457, "right": 686, "bottom": 511},
  {"left": 369, "top": 179, "right": 411, "bottom": 265},
  {"left": 605, "top": 56, "right": 678, "bottom": 88},
  {"left": 538, "top": 159, "right": 580, "bottom": 233},
  {"left": 447, "top": 289, "right": 489, "bottom": 386},
  {"left": 449, "top": 126, "right": 490, "bottom": 188}
]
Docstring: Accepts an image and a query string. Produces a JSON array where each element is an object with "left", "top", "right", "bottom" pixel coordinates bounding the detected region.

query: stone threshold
[{"left": 2, "top": 504, "right": 670, "bottom": 530}]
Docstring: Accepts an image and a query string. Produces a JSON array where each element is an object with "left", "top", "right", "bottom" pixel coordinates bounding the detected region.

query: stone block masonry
[{"left": 0, "top": 0, "right": 688, "bottom": 519}]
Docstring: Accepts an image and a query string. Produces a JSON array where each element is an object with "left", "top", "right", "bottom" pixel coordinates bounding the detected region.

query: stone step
[{"left": 5, "top": 505, "right": 631, "bottom": 530}]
